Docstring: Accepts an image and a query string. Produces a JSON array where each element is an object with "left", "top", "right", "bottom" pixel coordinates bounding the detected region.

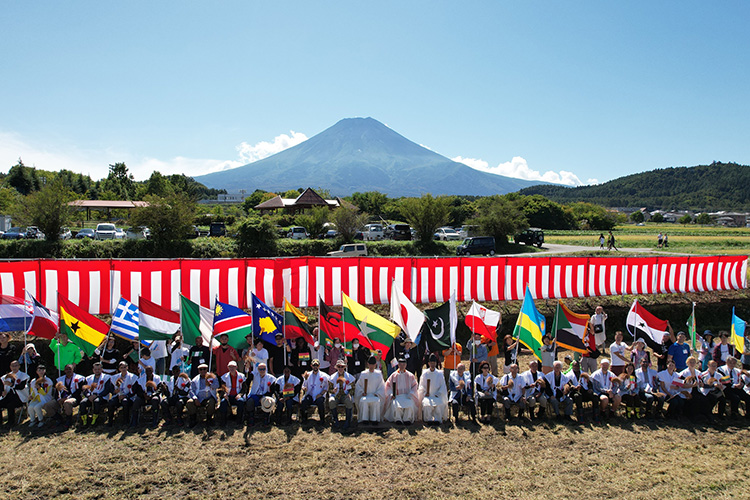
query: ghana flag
[
  {"left": 512, "top": 287, "right": 546, "bottom": 362},
  {"left": 58, "top": 294, "right": 108, "bottom": 357},
  {"left": 551, "top": 300, "right": 589, "bottom": 354},
  {"left": 341, "top": 293, "right": 399, "bottom": 356},
  {"left": 283, "top": 299, "right": 315, "bottom": 345}
]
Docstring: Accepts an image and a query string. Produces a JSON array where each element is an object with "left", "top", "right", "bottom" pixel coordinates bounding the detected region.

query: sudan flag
[
  {"left": 319, "top": 299, "right": 342, "bottom": 348},
  {"left": 341, "top": 293, "right": 399, "bottom": 355},
  {"left": 512, "top": 287, "right": 546, "bottom": 362},
  {"left": 284, "top": 299, "right": 315, "bottom": 345},
  {"left": 551, "top": 300, "right": 589, "bottom": 354},
  {"left": 58, "top": 294, "right": 108, "bottom": 357}
]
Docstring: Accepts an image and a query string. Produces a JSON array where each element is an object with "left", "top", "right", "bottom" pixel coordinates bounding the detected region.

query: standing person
[
  {"left": 663, "top": 234, "right": 669, "bottom": 248},
  {"left": 94, "top": 337, "right": 121, "bottom": 376},
  {"left": 150, "top": 340, "right": 169, "bottom": 377},
  {"left": 442, "top": 342, "right": 462, "bottom": 387},
  {"left": 187, "top": 336, "right": 211, "bottom": 379},
  {"left": 540, "top": 335, "right": 556, "bottom": 375},
  {"left": 657, "top": 233, "right": 663, "bottom": 248},
  {"left": 590, "top": 306, "right": 608, "bottom": 349},
  {"left": 212, "top": 333, "right": 241, "bottom": 377},
  {"left": 607, "top": 231, "right": 619, "bottom": 251},
  {"left": 609, "top": 331, "right": 630, "bottom": 376},
  {"left": 654, "top": 325, "right": 677, "bottom": 372},
  {"left": 267, "top": 333, "right": 287, "bottom": 377},
  {"left": 348, "top": 339, "right": 370, "bottom": 381},
  {"left": 169, "top": 334, "right": 190, "bottom": 373},
  {"left": 138, "top": 348, "right": 156, "bottom": 375},
  {"left": 599, "top": 233, "right": 605, "bottom": 250},
  {"left": 630, "top": 339, "right": 650, "bottom": 368},
  {"left": 374, "top": 349, "right": 388, "bottom": 381},
  {"left": 698, "top": 331, "right": 714, "bottom": 371},
  {"left": 467, "top": 333, "right": 488, "bottom": 380},
  {"left": 49, "top": 332, "right": 82, "bottom": 373},
  {"left": 713, "top": 332, "right": 735, "bottom": 367},
  {"left": 289, "top": 338, "right": 314, "bottom": 379},
  {"left": 0, "top": 333, "right": 17, "bottom": 375},
  {"left": 667, "top": 332, "right": 691, "bottom": 372},
  {"left": 502, "top": 335, "right": 519, "bottom": 374},
  {"left": 326, "top": 337, "right": 345, "bottom": 376},
  {"left": 248, "top": 338, "right": 269, "bottom": 374},
  {"left": 18, "top": 344, "right": 41, "bottom": 377}
]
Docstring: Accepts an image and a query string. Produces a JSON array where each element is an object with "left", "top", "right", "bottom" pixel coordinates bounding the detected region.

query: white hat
[
  {"left": 600, "top": 358, "right": 610, "bottom": 365},
  {"left": 260, "top": 396, "right": 276, "bottom": 413},
  {"left": 227, "top": 361, "right": 237, "bottom": 368}
]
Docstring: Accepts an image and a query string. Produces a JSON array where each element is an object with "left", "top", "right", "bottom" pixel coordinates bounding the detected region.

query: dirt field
[{"left": 1, "top": 417, "right": 748, "bottom": 500}]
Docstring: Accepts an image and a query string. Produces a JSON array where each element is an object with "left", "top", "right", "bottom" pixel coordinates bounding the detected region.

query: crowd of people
[{"left": 0, "top": 305, "right": 749, "bottom": 432}]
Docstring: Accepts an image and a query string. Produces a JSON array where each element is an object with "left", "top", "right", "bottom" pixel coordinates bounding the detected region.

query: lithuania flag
[
  {"left": 283, "top": 299, "right": 315, "bottom": 345},
  {"left": 341, "top": 293, "right": 399, "bottom": 356},
  {"left": 512, "top": 287, "right": 546, "bottom": 362},
  {"left": 58, "top": 294, "right": 108, "bottom": 357}
]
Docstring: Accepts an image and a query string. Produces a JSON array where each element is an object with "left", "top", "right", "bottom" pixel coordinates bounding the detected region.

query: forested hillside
[{"left": 519, "top": 162, "right": 750, "bottom": 210}]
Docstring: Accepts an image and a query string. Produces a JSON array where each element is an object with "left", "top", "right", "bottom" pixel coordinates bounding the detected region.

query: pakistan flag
[{"left": 420, "top": 298, "right": 457, "bottom": 353}]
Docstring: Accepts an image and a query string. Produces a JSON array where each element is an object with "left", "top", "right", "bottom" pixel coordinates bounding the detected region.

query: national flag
[
  {"left": 686, "top": 304, "right": 697, "bottom": 351},
  {"left": 626, "top": 300, "right": 669, "bottom": 351},
  {"left": 180, "top": 294, "right": 218, "bottom": 347},
  {"left": 389, "top": 281, "right": 424, "bottom": 342},
  {"left": 512, "top": 287, "right": 546, "bottom": 362},
  {"left": 27, "top": 294, "right": 58, "bottom": 340},
  {"left": 731, "top": 308, "right": 746, "bottom": 355},
  {"left": 282, "top": 385, "right": 294, "bottom": 398},
  {"left": 299, "top": 352, "right": 310, "bottom": 362},
  {"left": 465, "top": 301, "right": 501, "bottom": 341},
  {"left": 283, "top": 299, "right": 315, "bottom": 345},
  {"left": 58, "top": 294, "right": 108, "bottom": 357},
  {"left": 213, "top": 299, "right": 253, "bottom": 350},
  {"left": 110, "top": 297, "right": 140, "bottom": 341},
  {"left": 139, "top": 296, "right": 179, "bottom": 341},
  {"left": 421, "top": 297, "right": 458, "bottom": 353},
  {"left": 341, "top": 293, "right": 399, "bottom": 355},
  {"left": 319, "top": 299, "right": 342, "bottom": 348},
  {"left": 551, "top": 300, "right": 590, "bottom": 354},
  {"left": 0, "top": 294, "right": 32, "bottom": 332},
  {"left": 251, "top": 293, "right": 283, "bottom": 344}
]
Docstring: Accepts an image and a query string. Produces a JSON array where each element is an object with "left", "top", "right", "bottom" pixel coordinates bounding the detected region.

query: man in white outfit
[
  {"left": 418, "top": 354, "right": 449, "bottom": 424},
  {"left": 355, "top": 356, "right": 385, "bottom": 425},
  {"left": 383, "top": 357, "right": 419, "bottom": 424}
]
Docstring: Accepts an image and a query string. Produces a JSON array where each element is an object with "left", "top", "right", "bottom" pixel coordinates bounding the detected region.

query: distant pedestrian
[
  {"left": 607, "top": 231, "right": 619, "bottom": 251},
  {"left": 657, "top": 233, "right": 663, "bottom": 248},
  {"left": 599, "top": 233, "right": 605, "bottom": 250},
  {"left": 663, "top": 234, "right": 668, "bottom": 248}
]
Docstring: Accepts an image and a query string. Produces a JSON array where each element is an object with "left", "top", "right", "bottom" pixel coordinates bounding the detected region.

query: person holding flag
[
  {"left": 290, "top": 337, "right": 314, "bottom": 379},
  {"left": 212, "top": 300, "right": 251, "bottom": 376},
  {"left": 274, "top": 364, "right": 301, "bottom": 426},
  {"left": 465, "top": 301, "right": 500, "bottom": 376},
  {"left": 212, "top": 333, "right": 241, "bottom": 378},
  {"left": 49, "top": 332, "right": 82, "bottom": 374}
]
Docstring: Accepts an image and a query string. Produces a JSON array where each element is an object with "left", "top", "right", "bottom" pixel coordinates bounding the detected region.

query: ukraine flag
[
  {"left": 731, "top": 308, "right": 746, "bottom": 355},
  {"left": 512, "top": 287, "right": 546, "bottom": 362}
]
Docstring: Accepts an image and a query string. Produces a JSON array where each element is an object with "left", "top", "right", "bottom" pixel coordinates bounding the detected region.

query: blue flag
[
  {"left": 111, "top": 297, "right": 151, "bottom": 347},
  {"left": 251, "top": 293, "right": 282, "bottom": 344}
]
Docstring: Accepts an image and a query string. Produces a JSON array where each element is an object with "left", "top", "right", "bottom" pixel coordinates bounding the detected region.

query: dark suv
[
  {"left": 209, "top": 222, "right": 227, "bottom": 237},
  {"left": 514, "top": 228, "right": 544, "bottom": 247},
  {"left": 456, "top": 236, "right": 496, "bottom": 256},
  {"left": 385, "top": 224, "right": 412, "bottom": 240}
]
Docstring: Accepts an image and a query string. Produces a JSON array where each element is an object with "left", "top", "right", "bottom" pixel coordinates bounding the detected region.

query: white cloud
[
  {"left": 452, "top": 155, "right": 590, "bottom": 186},
  {"left": 0, "top": 129, "right": 308, "bottom": 182}
]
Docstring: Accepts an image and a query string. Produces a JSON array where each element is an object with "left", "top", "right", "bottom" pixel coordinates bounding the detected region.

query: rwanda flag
[
  {"left": 512, "top": 287, "right": 546, "bottom": 362},
  {"left": 213, "top": 300, "right": 253, "bottom": 350},
  {"left": 58, "top": 294, "right": 108, "bottom": 357},
  {"left": 283, "top": 299, "right": 315, "bottom": 345},
  {"left": 731, "top": 308, "right": 746, "bottom": 355},
  {"left": 251, "top": 293, "right": 282, "bottom": 344}
]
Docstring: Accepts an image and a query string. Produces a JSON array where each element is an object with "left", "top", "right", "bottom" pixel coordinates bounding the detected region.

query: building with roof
[
  {"left": 254, "top": 187, "right": 343, "bottom": 215},
  {"left": 68, "top": 200, "right": 150, "bottom": 220}
]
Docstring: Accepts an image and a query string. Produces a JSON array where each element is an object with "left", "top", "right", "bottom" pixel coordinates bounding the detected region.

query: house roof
[
  {"left": 68, "top": 200, "right": 150, "bottom": 209},
  {"left": 254, "top": 188, "right": 341, "bottom": 210}
]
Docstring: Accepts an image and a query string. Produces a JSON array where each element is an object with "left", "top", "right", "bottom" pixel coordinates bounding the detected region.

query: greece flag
[{"left": 111, "top": 297, "right": 140, "bottom": 341}]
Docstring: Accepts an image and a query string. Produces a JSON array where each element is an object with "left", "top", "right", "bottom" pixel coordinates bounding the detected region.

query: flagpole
[
  {"left": 56, "top": 293, "right": 62, "bottom": 379},
  {"left": 471, "top": 301, "right": 479, "bottom": 418},
  {"left": 283, "top": 298, "right": 288, "bottom": 368},
  {"left": 208, "top": 295, "right": 216, "bottom": 374},
  {"left": 22, "top": 289, "right": 28, "bottom": 373}
]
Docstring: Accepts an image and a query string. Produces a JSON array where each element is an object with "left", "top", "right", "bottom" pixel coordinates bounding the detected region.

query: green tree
[
  {"left": 295, "top": 206, "right": 329, "bottom": 238},
  {"left": 567, "top": 202, "right": 616, "bottom": 230},
  {"left": 243, "top": 189, "right": 275, "bottom": 213},
  {"left": 651, "top": 212, "right": 664, "bottom": 223},
  {"left": 235, "top": 215, "right": 278, "bottom": 257},
  {"left": 145, "top": 171, "right": 174, "bottom": 197},
  {"left": 679, "top": 214, "right": 693, "bottom": 224},
  {"left": 5, "top": 159, "right": 34, "bottom": 195},
  {"left": 130, "top": 194, "right": 197, "bottom": 249},
  {"left": 630, "top": 210, "right": 645, "bottom": 223},
  {"left": 472, "top": 195, "right": 528, "bottom": 245},
  {"left": 350, "top": 191, "right": 389, "bottom": 218},
  {"left": 517, "top": 195, "right": 575, "bottom": 229},
  {"left": 331, "top": 206, "right": 368, "bottom": 243},
  {"left": 695, "top": 213, "right": 712, "bottom": 225},
  {"left": 401, "top": 194, "right": 449, "bottom": 243},
  {"left": 16, "top": 177, "right": 75, "bottom": 243},
  {"left": 101, "top": 162, "right": 135, "bottom": 200}
]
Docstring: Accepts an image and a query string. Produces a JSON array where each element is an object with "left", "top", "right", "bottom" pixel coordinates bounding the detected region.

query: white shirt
[
  {"left": 137, "top": 373, "right": 162, "bottom": 392},
  {"left": 85, "top": 373, "right": 111, "bottom": 395},
  {"left": 419, "top": 369, "right": 447, "bottom": 399},
  {"left": 275, "top": 373, "right": 301, "bottom": 402},
  {"left": 329, "top": 371, "right": 356, "bottom": 396},
  {"left": 636, "top": 368, "right": 658, "bottom": 392},
  {"left": 113, "top": 372, "right": 139, "bottom": 397},
  {"left": 591, "top": 368, "right": 614, "bottom": 395},
  {"left": 150, "top": 340, "right": 168, "bottom": 360},
  {"left": 520, "top": 370, "right": 543, "bottom": 398},
  {"left": 356, "top": 370, "right": 385, "bottom": 401},
  {"left": 449, "top": 370, "right": 473, "bottom": 400},
  {"left": 28, "top": 376, "right": 54, "bottom": 404},
  {"left": 591, "top": 313, "right": 607, "bottom": 346},
  {"left": 302, "top": 370, "right": 329, "bottom": 399},
  {"left": 545, "top": 371, "right": 570, "bottom": 397},
  {"left": 248, "top": 372, "right": 276, "bottom": 396},
  {"left": 221, "top": 371, "right": 247, "bottom": 396},
  {"left": 250, "top": 348, "right": 269, "bottom": 371},
  {"left": 609, "top": 341, "right": 628, "bottom": 366},
  {"left": 657, "top": 369, "right": 683, "bottom": 397},
  {"left": 2, "top": 370, "right": 30, "bottom": 403},
  {"left": 500, "top": 372, "right": 525, "bottom": 401},
  {"left": 567, "top": 370, "right": 590, "bottom": 391},
  {"left": 170, "top": 345, "right": 190, "bottom": 369},
  {"left": 474, "top": 373, "right": 499, "bottom": 398}
]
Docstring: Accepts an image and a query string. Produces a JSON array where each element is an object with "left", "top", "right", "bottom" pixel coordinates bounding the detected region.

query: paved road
[{"left": 493, "top": 243, "right": 663, "bottom": 257}]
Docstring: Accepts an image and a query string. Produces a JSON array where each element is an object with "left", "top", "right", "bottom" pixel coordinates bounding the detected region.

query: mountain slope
[
  {"left": 195, "top": 117, "right": 542, "bottom": 197},
  {"left": 519, "top": 162, "right": 750, "bottom": 211}
]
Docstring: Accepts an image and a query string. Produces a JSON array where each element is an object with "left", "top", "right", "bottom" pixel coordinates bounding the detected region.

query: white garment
[
  {"left": 302, "top": 370, "right": 329, "bottom": 400},
  {"left": 275, "top": 373, "right": 301, "bottom": 402},
  {"left": 150, "top": 340, "right": 168, "bottom": 360},
  {"left": 657, "top": 369, "right": 683, "bottom": 397},
  {"left": 170, "top": 345, "right": 190, "bottom": 369},
  {"left": 591, "top": 369, "right": 614, "bottom": 395},
  {"left": 2, "top": 370, "right": 30, "bottom": 403},
  {"left": 85, "top": 373, "right": 111, "bottom": 396},
  {"left": 635, "top": 368, "right": 658, "bottom": 392},
  {"left": 383, "top": 370, "right": 419, "bottom": 422},
  {"left": 609, "top": 342, "right": 628, "bottom": 367},
  {"left": 418, "top": 369, "right": 449, "bottom": 423},
  {"left": 500, "top": 373, "right": 524, "bottom": 401},
  {"left": 591, "top": 313, "right": 607, "bottom": 347},
  {"left": 355, "top": 370, "right": 385, "bottom": 422}
]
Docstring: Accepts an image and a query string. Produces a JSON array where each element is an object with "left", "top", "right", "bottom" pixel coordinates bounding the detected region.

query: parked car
[
  {"left": 434, "top": 227, "right": 460, "bottom": 241},
  {"left": 327, "top": 243, "right": 368, "bottom": 257},
  {"left": 187, "top": 225, "right": 201, "bottom": 239},
  {"left": 322, "top": 229, "right": 339, "bottom": 239},
  {"left": 26, "top": 226, "right": 44, "bottom": 240},
  {"left": 209, "top": 222, "right": 227, "bottom": 237},
  {"left": 458, "top": 225, "right": 479, "bottom": 239},
  {"left": 1, "top": 227, "right": 27, "bottom": 239},
  {"left": 514, "top": 228, "right": 545, "bottom": 247},
  {"left": 75, "top": 228, "right": 96, "bottom": 239},
  {"left": 114, "top": 228, "right": 126, "bottom": 239},
  {"left": 59, "top": 227, "right": 72, "bottom": 240},
  {"left": 286, "top": 226, "right": 309, "bottom": 240},
  {"left": 95, "top": 223, "right": 118, "bottom": 240},
  {"left": 126, "top": 226, "right": 150, "bottom": 240},
  {"left": 456, "top": 236, "right": 496, "bottom": 256},
  {"left": 385, "top": 224, "right": 412, "bottom": 240},
  {"left": 363, "top": 223, "right": 384, "bottom": 241}
]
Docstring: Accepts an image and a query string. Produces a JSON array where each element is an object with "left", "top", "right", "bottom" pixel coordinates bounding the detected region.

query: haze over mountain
[
  {"left": 195, "top": 117, "right": 543, "bottom": 197},
  {"left": 519, "top": 162, "right": 750, "bottom": 211}
]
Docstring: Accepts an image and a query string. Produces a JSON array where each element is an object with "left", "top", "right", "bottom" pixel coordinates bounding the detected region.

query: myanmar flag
[
  {"left": 341, "top": 293, "right": 399, "bottom": 356},
  {"left": 551, "top": 300, "right": 589, "bottom": 354},
  {"left": 139, "top": 296, "right": 179, "bottom": 341},
  {"left": 58, "top": 294, "right": 108, "bottom": 357},
  {"left": 512, "top": 287, "right": 546, "bottom": 362},
  {"left": 319, "top": 299, "right": 342, "bottom": 348},
  {"left": 284, "top": 299, "right": 315, "bottom": 345}
]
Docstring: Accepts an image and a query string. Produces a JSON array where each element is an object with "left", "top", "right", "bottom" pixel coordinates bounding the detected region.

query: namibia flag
[{"left": 58, "top": 294, "right": 108, "bottom": 357}]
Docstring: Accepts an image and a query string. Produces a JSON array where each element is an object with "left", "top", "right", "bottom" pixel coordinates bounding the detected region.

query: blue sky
[{"left": 2, "top": 2, "right": 749, "bottom": 188}]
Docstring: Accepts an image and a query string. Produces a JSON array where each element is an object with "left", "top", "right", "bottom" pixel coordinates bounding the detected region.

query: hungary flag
[
  {"left": 421, "top": 297, "right": 457, "bottom": 353},
  {"left": 58, "top": 294, "right": 108, "bottom": 357},
  {"left": 180, "top": 294, "right": 217, "bottom": 347},
  {"left": 341, "top": 293, "right": 399, "bottom": 355},
  {"left": 284, "top": 299, "right": 314, "bottom": 345},
  {"left": 139, "top": 296, "right": 179, "bottom": 341},
  {"left": 512, "top": 287, "right": 546, "bottom": 362},
  {"left": 551, "top": 300, "right": 589, "bottom": 354}
]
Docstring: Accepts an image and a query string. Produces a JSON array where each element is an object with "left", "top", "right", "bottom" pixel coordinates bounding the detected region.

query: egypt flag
[
  {"left": 342, "top": 293, "right": 399, "bottom": 355},
  {"left": 626, "top": 300, "right": 669, "bottom": 350},
  {"left": 139, "top": 296, "right": 179, "bottom": 341},
  {"left": 319, "top": 299, "right": 342, "bottom": 348},
  {"left": 465, "top": 301, "right": 501, "bottom": 341},
  {"left": 283, "top": 299, "right": 315, "bottom": 345},
  {"left": 28, "top": 293, "right": 59, "bottom": 340},
  {"left": 551, "top": 300, "right": 589, "bottom": 354},
  {"left": 390, "top": 281, "right": 424, "bottom": 342},
  {"left": 58, "top": 294, "right": 108, "bottom": 357}
]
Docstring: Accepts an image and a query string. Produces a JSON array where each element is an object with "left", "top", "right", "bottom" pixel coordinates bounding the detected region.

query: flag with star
[
  {"left": 341, "top": 293, "right": 399, "bottom": 356},
  {"left": 58, "top": 294, "right": 108, "bottom": 357},
  {"left": 251, "top": 293, "right": 283, "bottom": 344},
  {"left": 420, "top": 297, "right": 457, "bottom": 353},
  {"left": 213, "top": 299, "right": 253, "bottom": 350},
  {"left": 626, "top": 299, "right": 669, "bottom": 351}
]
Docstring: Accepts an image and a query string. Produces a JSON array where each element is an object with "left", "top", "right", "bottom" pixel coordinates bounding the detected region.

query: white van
[
  {"left": 327, "top": 243, "right": 368, "bottom": 257},
  {"left": 363, "top": 223, "right": 384, "bottom": 241},
  {"left": 287, "top": 226, "right": 309, "bottom": 240}
]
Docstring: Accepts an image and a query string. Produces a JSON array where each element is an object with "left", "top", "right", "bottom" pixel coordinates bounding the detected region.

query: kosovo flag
[{"left": 251, "top": 293, "right": 283, "bottom": 344}]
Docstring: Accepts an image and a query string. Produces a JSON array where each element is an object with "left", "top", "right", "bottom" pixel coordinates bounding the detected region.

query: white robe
[
  {"left": 355, "top": 370, "right": 386, "bottom": 422},
  {"left": 383, "top": 370, "right": 419, "bottom": 423},
  {"left": 418, "top": 369, "right": 449, "bottom": 423}
]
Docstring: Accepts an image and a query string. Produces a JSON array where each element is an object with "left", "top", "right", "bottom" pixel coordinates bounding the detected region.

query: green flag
[
  {"left": 686, "top": 305, "right": 697, "bottom": 351},
  {"left": 512, "top": 287, "right": 546, "bottom": 362},
  {"left": 420, "top": 301, "right": 452, "bottom": 353},
  {"left": 180, "top": 294, "right": 214, "bottom": 346}
]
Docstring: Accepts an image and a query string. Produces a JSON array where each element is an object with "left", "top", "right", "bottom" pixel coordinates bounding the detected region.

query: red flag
[{"left": 28, "top": 296, "right": 58, "bottom": 339}]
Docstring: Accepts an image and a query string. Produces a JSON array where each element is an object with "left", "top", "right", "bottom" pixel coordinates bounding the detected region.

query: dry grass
[{"left": 1, "top": 417, "right": 748, "bottom": 500}]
